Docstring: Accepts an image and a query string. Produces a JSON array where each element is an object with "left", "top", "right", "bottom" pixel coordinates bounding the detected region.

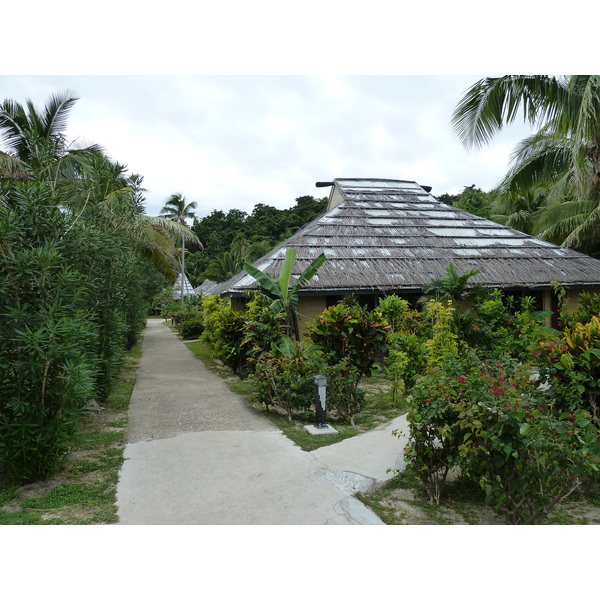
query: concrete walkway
[{"left": 116, "top": 319, "right": 408, "bottom": 525}]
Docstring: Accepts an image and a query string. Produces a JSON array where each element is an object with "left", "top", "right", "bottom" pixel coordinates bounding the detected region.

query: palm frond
[
  {"left": 452, "top": 75, "right": 566, "bottom": 149},
  {"left": 498, "top": 129, "right": 572, "bottom": 195},
  {"left": 145, "top": 216, "right": 202, "bottom": 247},
  {"left": 39, "top": 91, "right": 79, "bottom": 138},
  {"left": 534, "top": 197, "right": 597, "bottom": 245}
]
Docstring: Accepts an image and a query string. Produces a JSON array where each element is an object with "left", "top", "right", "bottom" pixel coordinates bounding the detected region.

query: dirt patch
[{"left": 362, "top": 470, "right": 600, "bottom": 525}]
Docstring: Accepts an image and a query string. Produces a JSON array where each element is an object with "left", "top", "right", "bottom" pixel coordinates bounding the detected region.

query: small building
[
  {"left": 172, "top": 272, "right": 197, "bottom": 299},
  {"left": 207, "top": 178, "right": 600, "bottom": 329}
]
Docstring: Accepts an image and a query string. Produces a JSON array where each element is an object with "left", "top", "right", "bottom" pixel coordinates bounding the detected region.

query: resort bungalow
[{"left": 206, "top": 178, "right": 600, "bottom": 330}]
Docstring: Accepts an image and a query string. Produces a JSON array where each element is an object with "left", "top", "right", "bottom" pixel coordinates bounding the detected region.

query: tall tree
[
  {"left": 0, "top": 91, "right": 100, "bottom": 189},
  {"left": 160, "top": 193, "right": 199, "bottom": 308},
  {"left": 452, "top": 75, "right": 600, "bottom": 251}
]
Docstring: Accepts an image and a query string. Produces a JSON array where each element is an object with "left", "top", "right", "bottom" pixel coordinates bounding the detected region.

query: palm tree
[
  {"left": 452, "top": 75, "right": 600, "bottom": 251},
  {"left": 421, "top": 263, "right": 486, "bottom": 304},
  {"left": 490, "top": 187, "right": 547, "bottom": 235},
  {"left": 0, "top": 91, "right": 101, "bottom": 189},
  {"left": 0, "top": 92, "right": 200, "bottom": 281},
  {"left": 202, "top": 252, "right": 242, "bottom": 283},
  {"left": 160, "top": 193, "right": 199, "bottom": 308}
]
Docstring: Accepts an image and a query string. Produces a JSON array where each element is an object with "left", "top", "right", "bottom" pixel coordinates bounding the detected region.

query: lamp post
[{"left": 314, "top": 374, "right": 328, "bottom": 428}]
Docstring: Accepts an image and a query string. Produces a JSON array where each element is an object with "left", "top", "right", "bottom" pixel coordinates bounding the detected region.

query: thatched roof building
[
  {"left": 209, "top": 178, "right": 600, "bottom": 325},
  {"left": 172, "top": 272, "right": 197, "bottom": 299}
]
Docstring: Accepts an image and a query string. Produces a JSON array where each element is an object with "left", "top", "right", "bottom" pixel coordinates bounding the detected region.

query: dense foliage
[
  {"left": 0, "top": 92, "right": 176, "bottom": 482},
  {"left": 401, "top": 282, "right": 600, "bottom": 523},
  {"left": 187, "top": 195, "right": 327, "bottom": 285}
]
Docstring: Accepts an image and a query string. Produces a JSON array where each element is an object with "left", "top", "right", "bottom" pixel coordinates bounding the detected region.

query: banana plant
[{"left": 244, "top": 247, "right": 326, "bottom": 341}]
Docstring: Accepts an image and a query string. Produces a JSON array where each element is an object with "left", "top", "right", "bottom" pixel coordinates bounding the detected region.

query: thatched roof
[
  {"left": 194, "top": 279, "right": 219, "bottom": 296},
  {"left": 172, "top": 272, "right": 197, "bottom": 298},
  {"left": 210, "top": 178, "right": 600, "bottom": 296}
]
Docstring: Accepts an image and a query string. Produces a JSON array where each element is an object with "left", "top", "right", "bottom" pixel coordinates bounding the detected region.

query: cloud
[{"left": 1, "top": 75, "right": 535, "bottom": 218}]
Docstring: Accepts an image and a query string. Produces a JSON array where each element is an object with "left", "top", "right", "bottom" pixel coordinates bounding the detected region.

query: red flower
[
  {"left": 456, "top": 376, "right": 467, "bottom": 383},
  {"left": 425, "top": 399, "right": 431, "bottom": 403}
]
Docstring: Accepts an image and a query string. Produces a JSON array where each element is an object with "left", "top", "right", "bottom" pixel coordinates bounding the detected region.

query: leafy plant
[
  {"left": 178, "top": 317, "right": 204, "bottom": 340},
  {"left": 423, "top": 300, "right": 459, "bottom": 371},
  {"left": 243, "top": 247, "right": 325, "bottom": 340},
  {"left": 0, "top": 191, "right": 98, "bottom": 482},
  {"left": 251, "top": 345, "right": 314, "bottom": 419},
  {"left": 307, "top": 296, "right": 390, "bottom": 378}
]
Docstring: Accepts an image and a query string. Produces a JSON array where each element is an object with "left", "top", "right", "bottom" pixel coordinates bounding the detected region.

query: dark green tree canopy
[{"left": 189, "top": 195, "right": 326, "bottom": 285}]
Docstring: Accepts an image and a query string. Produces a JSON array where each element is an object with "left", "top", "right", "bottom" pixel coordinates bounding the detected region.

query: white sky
[{"left": 0, "top": 74, "right": 537, "bottom": 218}]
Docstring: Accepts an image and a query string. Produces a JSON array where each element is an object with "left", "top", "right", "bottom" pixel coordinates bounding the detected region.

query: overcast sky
[{"left": 2, "top": 75, "right": 538, "bottom": 219}]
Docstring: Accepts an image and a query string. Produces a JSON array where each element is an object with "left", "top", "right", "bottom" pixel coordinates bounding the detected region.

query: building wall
[{"left": 297, "top": 296, "right": 328, "bottom": 336}]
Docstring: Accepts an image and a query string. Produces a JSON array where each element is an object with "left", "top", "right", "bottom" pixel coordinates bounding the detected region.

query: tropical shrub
[
  {"left": 384, "top": 347, "right": 409, "bottom": 408},
  {"left": 251, "top": 346, "right": 314, "bottom": 419},
  {"left": 378, "top": 294, "right": 421, "bottom": 335},
  {"left": 422, "top": 300, "right": 459, "bottom": 371},
  {"left": 452, "top": 362, "right": 599, "bottom": 524},
  {"left": 307, "top": 296, "right": 390, "bottom": 377},
  {"left": 402, "top": 353, "right": 467, "bottom": 504},
  {"left": 0, "top": 185, "right": 99, "bottom": 481},
  {"left": 464, "top": 290, "right": 553, "bottom": 361},
  {"left": 201, "top": 295, "right": 248, "bottom": 374},
  {"left": 387, "top": 332, "right": 427, "bottom": 393},
  {"left": 318, "top": 359, "right": 365, "bottom": 425},
  {"left": 171, "top": 308, "right": 202, "bottom": 328},
  {"left": 404, "top": 347, "right": 600, "bottom": 523},
  {"left": 241, "top": 292, "right": 289, "bottom": 367},
  {"left": 178, "top": 317, "right": 204, "bottom": 340}
]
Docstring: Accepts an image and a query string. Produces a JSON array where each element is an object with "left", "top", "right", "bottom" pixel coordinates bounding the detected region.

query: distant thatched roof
[
  {"left": 172, "top": 272, "right": 197, "bottom": 298},
  {"left": 194, "top": 280, "right": 219, "bottom": 296},
  {"left": 209, "top": 178, "right": 600, "bottom": 296}
]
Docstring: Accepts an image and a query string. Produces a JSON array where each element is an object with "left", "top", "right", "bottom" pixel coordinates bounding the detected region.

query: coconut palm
[
  {"left": 160, "top": 193, "right": 200, "bottom": 308},
  {"left": 452, "top": 75, "right": 600, "bottom": 251},
  {"left": 490, "top": 187, "right": 548, "bottom": 235},
  {"left": 202, "top": 251, "right": 242, "bottom": 283},
  {"left": 0, "top": 91, "right": 101, "bottom": 189}
]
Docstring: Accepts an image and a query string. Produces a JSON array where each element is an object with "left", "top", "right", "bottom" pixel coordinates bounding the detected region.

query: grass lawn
[{"left": 0, "top": 341, "right": 141, "bottom": 525}]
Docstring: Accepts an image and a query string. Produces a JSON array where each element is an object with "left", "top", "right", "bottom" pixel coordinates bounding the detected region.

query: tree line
[{"left": 185, "top": 195, "right": 327, "bottom": 286}]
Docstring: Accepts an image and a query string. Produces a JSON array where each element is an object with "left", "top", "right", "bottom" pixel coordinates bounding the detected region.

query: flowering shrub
[
  {"left": 404, "top": 350, "right": 599, "bottom": 522},
  {"left": 456, "top": 388, "right": 598, "bottom": 524}
]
